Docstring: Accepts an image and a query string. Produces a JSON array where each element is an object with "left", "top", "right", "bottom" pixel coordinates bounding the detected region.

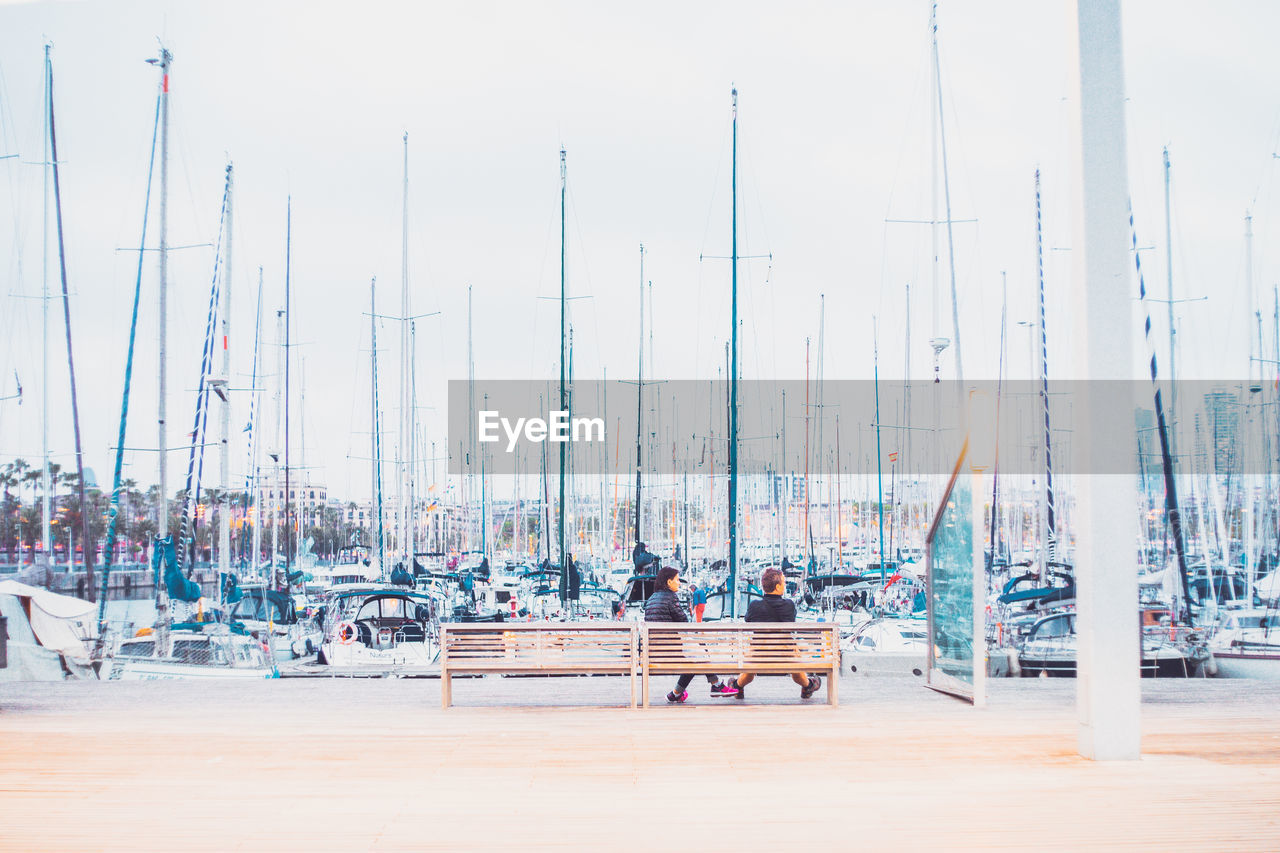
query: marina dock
[{"left": 2, "top": 675, "right": 1276, "bottom": 850}]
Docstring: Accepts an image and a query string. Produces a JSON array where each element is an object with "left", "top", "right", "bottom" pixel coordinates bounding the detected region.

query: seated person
[
  {"left": 632, "top": 541, "right": 659, "bottom": 574},
  {"left": 644, "top": 566, "right": 737, "bottom": 702},
  {"left": 725, "top": 567, "right": 821, "bottom": 700}
]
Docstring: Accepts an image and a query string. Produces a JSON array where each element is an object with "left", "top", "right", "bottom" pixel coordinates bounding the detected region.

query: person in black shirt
[{"left": 725, "top": 567, "right": 821, "bottom": 700}]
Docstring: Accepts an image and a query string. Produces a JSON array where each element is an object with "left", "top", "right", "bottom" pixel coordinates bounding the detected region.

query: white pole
[
  {"left": 1071, "top": 0, "right": 1140, "bottom": 761},
  {"left": 399, "top": 133, "right": 411, "bottom": 571},
  {"left": 272, "top": 308, "right": 285, "bottom": 577},
  {"left": 218, "top": 164, "right": 233, "bottom": 587},
  {"left": 298, "top": 355, "right": 307, "bottom": 565},
  {"left": 250, "top": 268, "right": 264, "bottom": 581},
  {"left": 157, "top": 48, "right": 171, "bottom": 542},
  {"left": 41, "top": 45, "right": 52, "bottom": 567}
]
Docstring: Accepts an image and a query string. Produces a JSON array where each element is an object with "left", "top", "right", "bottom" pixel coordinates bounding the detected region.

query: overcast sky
[{"left": 2, "top": 0, "right": 1280, "bottom": 502}]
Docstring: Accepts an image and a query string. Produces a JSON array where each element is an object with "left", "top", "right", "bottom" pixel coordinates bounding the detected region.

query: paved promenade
[{"left": 1, "top": 674, "right": 1277, "bottom": 851}]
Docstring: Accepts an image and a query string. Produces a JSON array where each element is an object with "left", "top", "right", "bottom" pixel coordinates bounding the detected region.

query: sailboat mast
[
  {"left": 47, "top": 49, "right": 93, "bottom": 592},
  {"left": 1035, "top": 171, "right": 1056, "bottom": 574},
  {"left": 874, "top": 320, "right": 886, "bottom": 575},
  {"left": 400, "top": 132, "right": 411, "bottom": 570},
  {"left": 559, "top": 148, "right": 568, "bottom": 601},
  {"left": 728, "top": 87, "right": 740, "bottom": 616},
  {"left": 804, "top": 337, "right": 810, "bottom": 562},
  {"left": 411, "top": 320, "right": 418, "bottom": 564},
  {"left": 829, "top": 412, "right": 839, "bottom": 563},
  {"left": 634, "top": 243, "right": 644, "bottom": 547},
  {"left": 218, "top": 164, "right": 233, "bottom": 588},
  {"left": 95, "top": 91, "right": 160, "bottom": 628},
  {"left": 249, "top": 268, "right": 264, "bottom": 579},
  {"left": 157, "top": 47, "right": 171, "bottom": 543},
  {"left": 284, "top": 197, "right": 292, "bottom": 574},
  {"left": 989, "top": 271, "right": 1007, "bottom": 565},
  {"left": 1163, "top": 148, "right": 1176, "bottom": 448},
  {"left": 1133, "top": 212, "right": 1192, "bottom": 622},
  {"left": 272, "top": 307, "right": 284, "bottom": 579},
  {"left": 933, "top": 2, "right": 964, "bottom": 383},
  {"left": 927, "top": 4, "right": 949, "bottom": 390},
  {"left": 40, "top": 44, "right": 52, "bottom": 567},
  {"left": 370, "top": 278, "right": 386, "bottom": 577},
  {"left": 816, "top": 295, "right": 826, "bottom": 562},
  {"left": 780, "top": 387, "right": 786, "bottom": 560},
  {"left": 297, "top": 356, "right": 306, "bottom": 567},
  {"left": 467, "top": 285, "right": 475, "bottom": 550},
  {"left": 541, "top": 392, "right": 550, "bottom": 563}
]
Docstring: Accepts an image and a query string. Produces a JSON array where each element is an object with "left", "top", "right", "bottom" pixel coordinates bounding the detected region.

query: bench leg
[
  {"left": 630, "top": 666, "right": 637, "bottom": 709},
  {"left": 642, "top": 666, "right": 650, "bottom": 709},
  {"left": 828, "top": 666, "right": 838, "bottom": 707},
  {"left": 441, "top": 671, "right": 452, "bottom": 709}
]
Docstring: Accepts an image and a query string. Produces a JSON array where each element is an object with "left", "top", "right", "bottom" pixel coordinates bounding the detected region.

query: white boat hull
[
  {"left": 109, "top": 661, "right": 275, "bottom": 680},
  {"left": 1212, "top": 651, "right": 1280, "bottom": 680},
  {"left": 321, "top": 641, "right": 435, "bottom": 669}
]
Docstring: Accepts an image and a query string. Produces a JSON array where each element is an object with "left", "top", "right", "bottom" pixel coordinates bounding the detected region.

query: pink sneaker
[{"left": 666, "top": 690, "right": 689, "bottom": 703}]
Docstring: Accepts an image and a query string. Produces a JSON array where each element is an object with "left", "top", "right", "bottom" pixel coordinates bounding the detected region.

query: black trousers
[{"left": 674, "top": 673, "right": 719, "bottom": 691}]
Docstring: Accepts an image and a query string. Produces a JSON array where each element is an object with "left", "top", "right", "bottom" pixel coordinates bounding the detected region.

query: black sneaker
[
  {"left": 666, "top": 690, "right": 688, "bottom": 704},
  {"left": 728, "top": 678, "right": 745, "bottom": 700},
  {"left": 710, "top": 681, "right": 739, "bottom": 697},
  {"left": 801, "top": 675, "right": 822, "bottom": 699}
]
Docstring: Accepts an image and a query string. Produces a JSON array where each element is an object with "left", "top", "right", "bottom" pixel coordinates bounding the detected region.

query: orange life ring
[{"left": 336, "top": 621, "right": 357, "bottom": 645}]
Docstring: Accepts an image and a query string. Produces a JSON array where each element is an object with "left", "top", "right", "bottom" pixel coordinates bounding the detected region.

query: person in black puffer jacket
[
  {"left": 724, "top": 567, "right": 822, "bottom": 700},
  {"left": 644, "top": 566, "right": 737, "bottom": 702}
]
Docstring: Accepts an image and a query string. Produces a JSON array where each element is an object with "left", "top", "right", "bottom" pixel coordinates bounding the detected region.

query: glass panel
[{"left": 928, "top": 474, "right": 974, "bottom": 691}]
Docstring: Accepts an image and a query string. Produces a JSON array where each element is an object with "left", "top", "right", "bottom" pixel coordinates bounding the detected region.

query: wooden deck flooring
[{"left": 1, "top": 676, "right": 1277, "bottom": 850}]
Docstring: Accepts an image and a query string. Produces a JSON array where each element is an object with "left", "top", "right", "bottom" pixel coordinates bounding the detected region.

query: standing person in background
[
  {"left": 690, "top": 583, "right": 708, "bottom": 622},
  {"left": 644, "top": 566, "right": 737, "bottom": 702}
]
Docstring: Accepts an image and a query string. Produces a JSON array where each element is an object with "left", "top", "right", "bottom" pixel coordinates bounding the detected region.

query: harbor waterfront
[
  {"left": 2, "top": 675, "right": 1277, "bottom": 851},
  {"left": 5, "top": 0, "right": 1280, "bottom": 849}
]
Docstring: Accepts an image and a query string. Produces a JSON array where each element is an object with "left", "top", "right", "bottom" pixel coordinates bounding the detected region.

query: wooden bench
[
  {"left": 642, "top": 622, "right": 840, "bottom": 707},
  {"left": 439, "top": 622, "right": 639, "bottom": 708}
]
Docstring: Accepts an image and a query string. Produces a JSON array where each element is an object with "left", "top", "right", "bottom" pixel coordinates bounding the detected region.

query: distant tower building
[
  {"left": 1133, "top": 407, "right": 1162, "bottom": 487},
  {"left": 1203, "top": 386, "right": 1239, "bottom": 477}
]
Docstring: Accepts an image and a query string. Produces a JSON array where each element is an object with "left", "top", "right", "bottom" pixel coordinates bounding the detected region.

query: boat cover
[{"left": 0, "top": 580, "right": 97, "bottom": 678}]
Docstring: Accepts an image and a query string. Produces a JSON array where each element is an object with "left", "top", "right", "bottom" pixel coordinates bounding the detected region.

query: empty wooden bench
[
  {"left": 642, "top": 622, "right": 840, "bottom": 707},
  {"left": 439, "top": 622, "right": 640, "bottom": 708}
]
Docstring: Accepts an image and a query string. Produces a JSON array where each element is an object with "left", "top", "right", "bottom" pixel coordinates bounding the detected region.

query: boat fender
[{"left": 336, "top": 621, "right": 357, "bottom": 645}]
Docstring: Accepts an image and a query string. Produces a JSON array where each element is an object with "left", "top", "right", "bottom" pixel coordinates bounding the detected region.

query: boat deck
[{"left": 1, "top": 675, "right": 1277, "bottom": 850}]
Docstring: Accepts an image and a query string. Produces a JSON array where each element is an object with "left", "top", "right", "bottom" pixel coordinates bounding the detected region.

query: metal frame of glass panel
[{"left": 925, "top": 438, "right": 987, "bottom": 706}]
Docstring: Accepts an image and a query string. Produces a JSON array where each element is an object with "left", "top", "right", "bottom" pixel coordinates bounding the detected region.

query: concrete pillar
[{"left": 1070, "top": 0, "right": 1141, "bottom": 760}]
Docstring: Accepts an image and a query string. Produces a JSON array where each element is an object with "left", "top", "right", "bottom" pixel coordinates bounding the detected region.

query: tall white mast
[
  {"left": 40, "top": 44, "right": 52, "bottom": 566},
  {"left": 932, "top": 2, "right": 964, "bottom": 384},
  {"left": 156, "top": 47, "right": 171, "bottom": 542},
  {"left": 399, "top": 132, "right": 412, "bottom": 569},
  {"left": 927, "top": 4, "right": 949, "bottom": 381},
  {"left": 410, "top": 320, "right": 418, "bottom": 563},
  {"left": 467, "top": 285, "right": 475, "bottom": 550},
  {"left": 1245, "top": 212, "right": 1254, "bottom": 380},
  {"left": 1162, "top": 149, "right": 1176, "bottom": 451},
  {"left": 249, "top": 267, "right": 264, "bottom": 581},
  {"left": 298, "top": 354, "right": 307, "bottom": 565},
  {"left": 217, "top": 163, "right": 234, "bottom": 585},
  {"left": 1245, "top": 211, "right": 1257, "bottom": 604},
  {"left": 272, "top": 308, "right": 285, "bottom": 573}
]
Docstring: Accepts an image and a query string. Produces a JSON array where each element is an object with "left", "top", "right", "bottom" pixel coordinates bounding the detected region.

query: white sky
[{"left": 2, "top": 0, "right": 1280, "bottom": 502}]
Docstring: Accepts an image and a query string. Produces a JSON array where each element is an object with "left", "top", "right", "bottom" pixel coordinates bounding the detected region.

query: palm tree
[{"left": 0, "top": 461, "right": 22, "bottom": 564}]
